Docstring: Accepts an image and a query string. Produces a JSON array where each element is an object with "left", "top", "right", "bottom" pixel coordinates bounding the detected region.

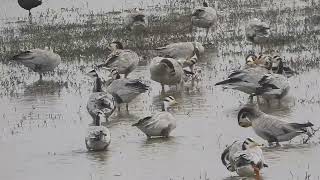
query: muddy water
[{"left": 1, "top": 0, "right": 320, "bottom": 180}]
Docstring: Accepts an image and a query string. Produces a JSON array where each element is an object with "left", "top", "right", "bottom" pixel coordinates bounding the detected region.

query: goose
[
  {"left": 191, "top": 1, "right": 218, "bottom": 41},
  {"left": 85, "top": 111, "right": 111, "bottom": 151},
  {"left": 18, "top": 0, "right": 42, "bottom": 17},
  {"left": 155, "top": 41, "right": 204, "bottom": 72},
  {"left": 221, "top": 138, "right": 268, "bottom": 177},
  {"left": 124, "top": 8, "right": 146, "bottom": 33},
  {"left": 238, "top": 106, "right": 314, "bottom": 146},
  {"left": 105, "top": 69, "right": 149, "bottom": 112},
  {"left": 215, "top": 66, "right": 271, "bottom": 100},
  {"left": 132, "top": 96, "right": 177, "bottom": 138},
  {"left": 86, "top": 69, "right": 116, "bottom": 121},
  {"left": 245, "top": 18, "right": 270, "bottom": 53},
  {"left": 97, "top": 41, "right": 139, "bottom": 78},
  {"left": 150, "top": 56, "right": 184, "bottom": 91},
  {"left": 271, "top": 55, "right": 297, "bottom": 77},
  {"left": 11, "top": 48, "right": 61, "bottom": 81}
]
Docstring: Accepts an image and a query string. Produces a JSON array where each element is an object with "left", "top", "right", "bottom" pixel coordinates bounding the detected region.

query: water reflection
[{"left": 24, "top": 80, "right": 67, "bottom": 96}]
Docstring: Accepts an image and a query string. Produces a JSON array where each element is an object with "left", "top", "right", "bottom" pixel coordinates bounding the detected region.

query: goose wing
[{"left": 256, "top": 73, "right": 289, "bottom": 96}]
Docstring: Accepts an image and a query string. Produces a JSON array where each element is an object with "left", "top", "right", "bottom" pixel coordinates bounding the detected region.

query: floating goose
[
  {"left": 238, "top": 106, "right": 314, "bottom": 146},
  {"left": 155, "top": 41, "right": 204, "bottom": 72},
  {"left": 11, "top": 48, "right": 61, "bottom": 80},
  {"left": 191, "top": 1, "right": 218, "bottom": 41},
  {"left": 150, "top": 57, "right": 184, "bottom": 91},
  {"left": 221, "top": 138, "right": 268, "bottom": 177},
  {"left": 245, "top": 18, "right": 270, "bottom": 52},
  {"left": 97, "top": 41, "right": 139, "bottom": 78},
  {"left": 86, "top": 69, "right": 116, "bottom": 121},
  {"left": 132, "top": 96, "right": 177, "bottom": 138},
  {"left": 18, "top": 0, "right": 42, "bottom": 17},
  {"left": 85, "top": 111, "right": 111, "bottom": 151},
  {"left": 124, "top": 8, "right": 146, "bottom": 33},
  {"left": 105, "top": 69, "right": 149, "bottom": 112}
]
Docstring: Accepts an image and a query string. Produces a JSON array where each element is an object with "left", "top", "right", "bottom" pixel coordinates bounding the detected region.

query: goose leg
[
  {"left": 126, "top": 103, "right": 129, "bottom": 112},
  {"left": 205, "top": 28, "right": 209, "bottom": 43},
  {"left": 254, "top": 166, "right": 261, "bottom": 180},
  {"left": 117, "top": 106, "right": 121, "bottom": 112},
  {"left": 39, "top": 73, "right": 43, "bottom": 81},
  {"left": 161, "top": 84, "right": 165, "bottom": 92}
]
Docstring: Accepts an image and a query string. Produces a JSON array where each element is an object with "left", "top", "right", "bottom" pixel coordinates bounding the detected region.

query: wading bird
[
  {"left": 11, "top": 48, "right": 61, "bottom": 81},
  {"left": 221, "top": 138, "right": 268, "bottom": 178},
  {"left": 238, "top": 106, "right": 314, "bottom": 146},
  {"left": 132, "top": 96, "right": 177, "bottom": 138}
]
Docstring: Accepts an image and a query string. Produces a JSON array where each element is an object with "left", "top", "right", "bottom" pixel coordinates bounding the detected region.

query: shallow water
[{"left": 1, "top": 0, "right": 320, "bottom": 180}]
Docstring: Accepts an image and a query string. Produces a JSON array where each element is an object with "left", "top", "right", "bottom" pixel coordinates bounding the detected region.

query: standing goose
[
  {"left": 105, "top": 69, "right": 149, "bottom": 112},
  {"left": 85, "top": 111, "right": 111, "bottom": 151},
  {"left": 18, "top": 0, "right": 42, "bottom": 17},
  {"left": 238, "top": 106, "right": 314, "bottom": 146},
  {"left": 191, "top": 1, "right": 218, "bottom": 41},
  {"left": 11, "top": 48, "right": 61, "bottom": 81},
  {"left": 97, "top": 41, "right": 139, "bottom": 78},
  {"left": 86, "top": 69, "right": 116, "bottom": 121},
  {"left": 245, "top": 18, "right": 270, "bottom": 53},
  {"left": 124, "top": 8, "right": 146, "bottom": 33},
  {"left": 155, "top": 41, "right": 205, "bottom": 72},
  {"left": 222, "top": 138, "right": 268, "bottom": 177},
  {"left": 150, "top": 57, "right": 184, "bottom": 91},
  {"left": 132, "top": 96, "right": 177, "bottom": 138},
  {"left": 215, "top": 65, "right": 272, "bottom": 101}
]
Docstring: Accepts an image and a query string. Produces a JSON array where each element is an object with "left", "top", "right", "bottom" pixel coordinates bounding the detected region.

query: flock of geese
[{"left": 10, "top": 0, "right": 316, "bottom": 179}]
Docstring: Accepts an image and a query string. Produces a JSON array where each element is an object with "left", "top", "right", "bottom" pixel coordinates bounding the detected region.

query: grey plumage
[
  {"left": 105, "top": 70, "right": 149, "bottom": 111},
  {"left": 86, "top": 69, "right": 116, "bottom": 121},
  {"left": 245, "top": 18, "right": 270, "bottom": 52},
  {"left": 256, "top": 73, "right": 290, "bottom": 100},
  {"left": 221, "top": 138, "right": 267, "bottom": 177},
  {"left": 191, "top": 1, "right": 217, "bottom": 40},
  {"left": 238, "top": 106, "right": 314, "bottom": 145},
  {"left": 150, "top": 57, "right": 184, "bottom": 90},
  {"left": 132, "top": 96, "right": 177, "bottom": 138},
  {"left": 124, "top": 8, "right": 146, "bottom": 33},
  {"left": 11, "top": 48, "right": 61, "bottom": 80},
  {"left": 85, "top": 112, "right": 111, "bottom": 151},
  {"left": 215, "top": 67, "right": 270, "bottom": 95},
  {"left": 98, "top": 42, "right": 139, "bottom": 78}
]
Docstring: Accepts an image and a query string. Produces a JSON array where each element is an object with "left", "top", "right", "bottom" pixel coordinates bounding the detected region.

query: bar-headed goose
[
  {"left": 245, "top": 18, "right": 270, "bottom": 52},
  {"left": 155, "top": 41, "right": 204, "bottom": 72},
  {"left": 191, "top": 1, "right": 218, "bottom": 41},
  {"left": 132, "top": 96, "right": 177, "bottom": 138},
  {"left": 105, "top": 69, "right": 149, "bottom": 112},
  {"left": 11, "top": 48, "right": 61, "bottom": 80},
  {"left": 215, "top": 66, "right": 271, "bottom": 100},
  {"left": 222, "top": 138, "right": 268, "bottom": 177},
  {"left": 97, "top": 41, "right": 139, "bottom": 78},
  {"left": 124, "top": 8, "right": 146, "bottom": 33},
  {"left": 86, "top": 69, "right": 116, "bottom": 121},
  {"left": 238, "top": 106, "right": 314, "bottom": 146},
  {"left": 18, "top": 0, "right": 42, "bottom": 17},
  {"left": 85, "top": 111, "right": 111, "bottom": 151},
  {"left": 150, "top": 57, "right": 184, "bottom": 91},
  {"left": 271, "top": 55, "right": 297, "bottom": 77}
]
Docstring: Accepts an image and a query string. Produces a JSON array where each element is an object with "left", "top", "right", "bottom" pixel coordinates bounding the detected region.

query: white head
[
  {"left": 242, "top": 138, "right": 261, "bottom": 150},
  {"left": 109, "top": 68, "right": 121, "bottom": 80},
  {"left": 162, "top": 96, "right": 178, "bottom": 111},
  {"left": 109, "top": 41, "right": 123, "bottom": 52},
  {"left": 245, "top": 54, "right": 256, "bottom": 66}
]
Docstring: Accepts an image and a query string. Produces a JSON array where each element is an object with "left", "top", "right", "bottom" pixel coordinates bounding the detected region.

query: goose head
[
  {"left": 245, "top": 54, "right": 257, "bottom": 66},
  {"left": 237, "top": 106, "right": 261, "bottom": 127},
  {"left": 109, "top": 68, "right": 121, "bottom": 80},
  {"left": 203, "top": 1, "right": 209, "bottom": 7},
  {"left": 87, "top": 69, "right": 103, "bottom": 92},
  {"left": 242, "top": 137, "right": 262, "bottom": 150},
  {"left": 271, "top": 55, "right": 284, "bottom": 74},
  {"left": 109, "top": 41, "right": 124, "bottom": 52},
  {"left": 194, "top": 42, "right": 205, "bottom": 58},
  {"left": 162, "top": 96, "right": 178, "bottom": 111}
]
